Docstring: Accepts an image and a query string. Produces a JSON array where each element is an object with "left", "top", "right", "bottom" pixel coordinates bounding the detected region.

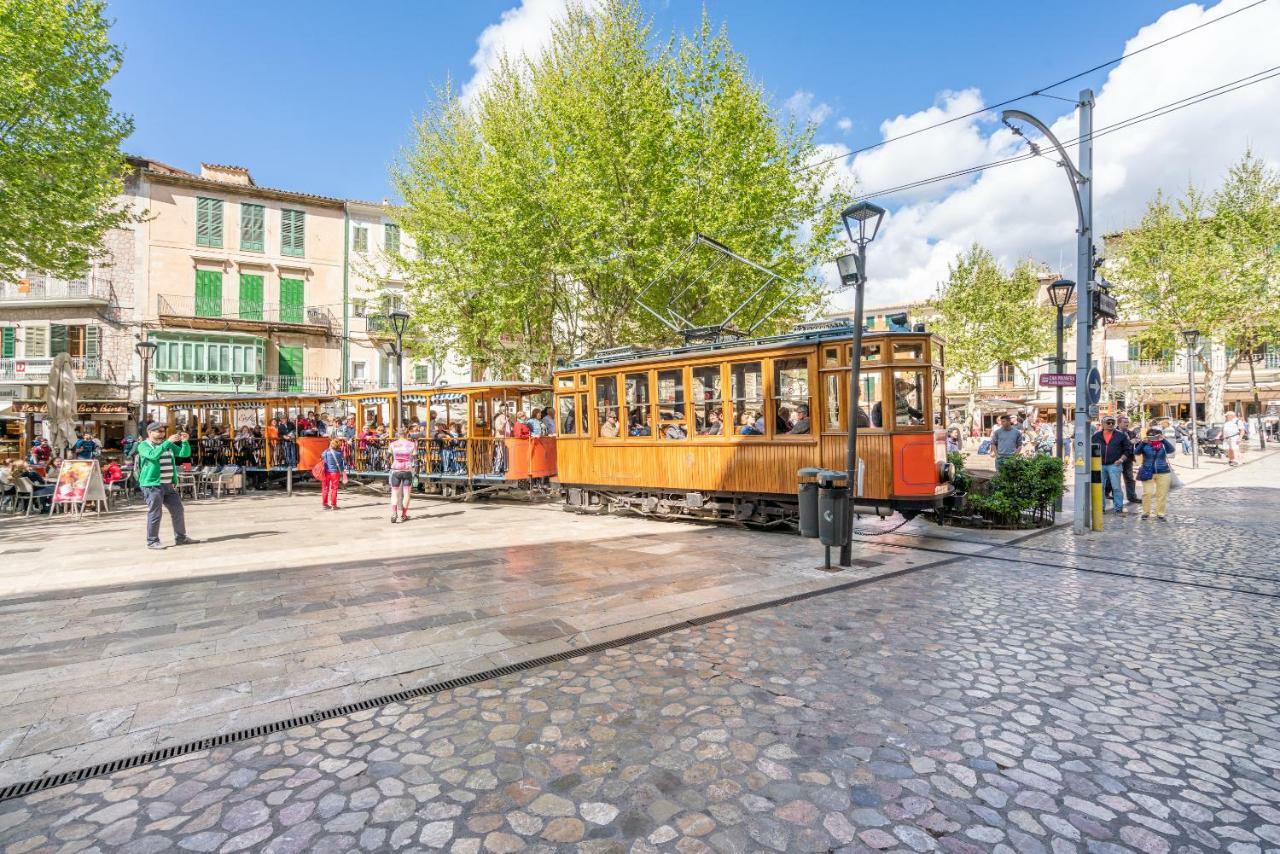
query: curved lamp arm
[{"left": 1001, "top": 108, "right": 1086, "bottom": 233}]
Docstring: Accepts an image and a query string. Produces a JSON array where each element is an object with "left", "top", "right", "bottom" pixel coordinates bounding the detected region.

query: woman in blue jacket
[{"left": 1135, "top": 426, "right": 1175, "bottom": 520}]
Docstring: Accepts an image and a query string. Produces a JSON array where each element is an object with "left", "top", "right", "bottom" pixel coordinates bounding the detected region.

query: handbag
[
  {"left": 977, "top": 438, "right": 991, "bottom": 455},
  {"left": 311, "top": 460, "right": 325, "bottom": 480}
]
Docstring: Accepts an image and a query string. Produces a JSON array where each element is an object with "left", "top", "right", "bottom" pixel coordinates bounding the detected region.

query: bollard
[
  {"left": 816, "top": 470, "right": 850, "bottom": 570},
  {"left": 797, "top": 467, "right": 822, "bottom": 539},
  {"left": 1090, "top": 443, "right": 1103, "bottom": 531}
]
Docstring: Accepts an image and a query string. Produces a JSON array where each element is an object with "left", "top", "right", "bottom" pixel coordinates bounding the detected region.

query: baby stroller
[{"left": 1198, "top": 424, "right": 1224, "bottom": 458}]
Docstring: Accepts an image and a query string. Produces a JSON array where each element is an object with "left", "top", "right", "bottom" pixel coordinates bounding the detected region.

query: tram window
[
  {"left": 595, "top": 375, "right": 619, "bottom": 437},
  {"left": 932, "top": 370, "right": 944, "bottom": 427},
  {"left": 474, "top": 398, "right": 488, "bottom": 429},
  {"left": 893, "top": 341, "right": 925, "bottom": 362},
  {"left": 557, "top": 376, "right": 574, "bottom": 389},
  {"left": 730, "top": 362, "right": 764, "bottom": 436},
  {"left": 823, "top": 347, "right": 840, "bottom": 368},
  {"left": 625, "top": 373, "right": 651, "bottom": 436},
  {"left": 935, "top": 344, "right": 944, "bottom": 366},
  {"left": 577, "top": 373, "right": 587, "bottom": 387},
  {"left": 893, "top": 370, "right": 927, "bottom": 426},
  {"left": 824, "top": 374, "right": 841, "bottom": 430},
  {"left": 692, "top": 365, "right": 724, "bottom": 436},
  {"left": 857, "top": 372, "right": 884, "bottom": 428},
  {"left": 773, "top": 358, "right": 811, "bottom": 435},
  {"left": 860, "top": 343, "right": 882, "bottom": 364},
  {"left": 558, "top": 395, "right": 577, "bottom": 435}
]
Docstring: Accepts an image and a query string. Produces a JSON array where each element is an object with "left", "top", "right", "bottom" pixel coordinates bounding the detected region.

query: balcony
[
  {"left": 0, "top": 356, "right": 110, "bottom": 383},
  {"left": 1111, "top": 359, "right": 1176, "bottom": 376},
  {"left": 152, "top": 370, "right": 335, "bottom": 395},
  {"left": 1, "top": 276, "right": 113, "bottom": 306},
  {"left": 158, "top": 294, "right": 335, "bottom": 335}
]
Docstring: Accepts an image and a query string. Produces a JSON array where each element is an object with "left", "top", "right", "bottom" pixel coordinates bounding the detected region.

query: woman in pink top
[{"left": 387, "top": 429, "right": 417, "bottom": 523}]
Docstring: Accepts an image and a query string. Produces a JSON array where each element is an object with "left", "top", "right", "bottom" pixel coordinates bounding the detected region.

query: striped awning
[
  {"left": 430, "top": 393, "right": 466, "bottom": 402},
  {"left": 359, "top": 396, "right": 391, "bottom": 405},
  {"left": 404, "top": 394, "right": 428, "bottom": 404}
]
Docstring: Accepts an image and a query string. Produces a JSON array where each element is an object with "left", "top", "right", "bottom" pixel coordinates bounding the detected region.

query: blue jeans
[{"left": 1101, "top": 463, "right": 1124, "bottom": 511}]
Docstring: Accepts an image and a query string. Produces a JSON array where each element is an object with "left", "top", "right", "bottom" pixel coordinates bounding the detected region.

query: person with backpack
[
  {"left": 1135, "top": 426, "right": 1176, "bottom": 521},
  {"left": 1092, "top": 416, "right": 1133, "bottom": 513}
]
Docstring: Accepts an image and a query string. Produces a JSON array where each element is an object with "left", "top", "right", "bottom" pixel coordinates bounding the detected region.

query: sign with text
[
  {"left": 1039, "top": 373, "right": 1076, "bottom": 388},
  {"left": 51, "top": 459, "right": 107, "bottom": 516}
]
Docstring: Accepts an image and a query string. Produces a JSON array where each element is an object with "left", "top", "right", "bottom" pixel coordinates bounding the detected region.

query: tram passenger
[
  {"left": 492, "top": 403, "right": 513, "bottom": 474},
  {"left": 512, "top": 411, "right": 532, "bottom": 439},
  {"left": 739, "top": 412, "right": 762, "bottom": 435},
  {"left": 600, "top": 410, "right": 620, "bottom": 438},
  {"left": 699, "top": 409, "right": 724, "bottom": 436},
  {"left": 541, "top": 408, "right": 556, "bottom": 436},
  {"left": 629, "top": 409, "right": 651, "bottom": 436},
  {"left": 787, "top": 405, "right": 811, "bottom": 434},
  {"left": 775, "top": 407, "right": 791, "bottom": 435},
  {"left": 388, "top": 428, "right": 416, "bottom": 523}
]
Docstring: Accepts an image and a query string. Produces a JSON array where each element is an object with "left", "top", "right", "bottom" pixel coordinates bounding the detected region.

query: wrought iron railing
[
  {"left": 158, "top": 294, "right": 336, "bottom": 330},
  {"left": 1, "top": 276, "right": 112, "bottom": 302},
  {"left": 151, "top": 371, "right": 334, "bottom": 395},
  {"left": 0, "top": 356, "right": 106, "bottom": 381}
]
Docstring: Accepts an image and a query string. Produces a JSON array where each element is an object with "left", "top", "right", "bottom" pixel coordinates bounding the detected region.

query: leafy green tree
[
  {"left": 928, "top": 244, "right": 1054, "bottom": 427},
  {"left": 0, "top": 0, "right": 136, "bottom": 282},
  {"left": 1111, "top": 151, "right": 1280, "bottom": 421},
  {"left": 393, "top": 1, "right": 847, "bottom": 380}
]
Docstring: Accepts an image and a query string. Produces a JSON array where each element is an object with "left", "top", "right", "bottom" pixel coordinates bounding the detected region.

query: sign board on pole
[
  {"left": 1039, "top": 373, "right": 1076, "bottom": 388},
  {"left": 1086, "top": 367, "right": 1102, "bottom": 406},
  {"left": 50, "top": 459, "right": 108, "bottom": 517}
]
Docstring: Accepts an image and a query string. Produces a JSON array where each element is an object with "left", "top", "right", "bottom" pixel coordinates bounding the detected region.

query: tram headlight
[{"left": 939, "top": 461, "right": 954, "bottom": 483}]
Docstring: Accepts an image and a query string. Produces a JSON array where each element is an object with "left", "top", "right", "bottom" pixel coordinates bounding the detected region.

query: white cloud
[
  {"left": 836, "top": 117, "right": 853, "bottom": 133},
  {"left": 460, "top": 0, "right": 603, "bottom": 104},
  {"left": 821, "top": 0, "right": 1280, "bottom": 311},
  {"left": 784, "top": 90, "right": 833, "bottom": 126}
]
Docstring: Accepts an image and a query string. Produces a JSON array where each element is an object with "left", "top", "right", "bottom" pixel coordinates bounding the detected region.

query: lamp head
[
  {"left": 835, "top": 253, "right": 863, "bottom": 289},
  {"left": 1047, "top": 278, "right": 1075, "bottom": 309},
  {"left": 840, "top": 201, "right": 886, "bottom": 245},
  {"left": 1180, "top": 328, "right": 1200, "bottom": 349},
  {"left": 389, "top": 309, "right": 411, "bottom": 338},
  {"left": 135, "top": 339, "right": 158, "bottom": 359}
]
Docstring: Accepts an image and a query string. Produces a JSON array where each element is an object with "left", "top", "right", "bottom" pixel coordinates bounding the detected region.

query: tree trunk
[{"left": 1204, "top": 367, "right": 1226, "bottom": 424}]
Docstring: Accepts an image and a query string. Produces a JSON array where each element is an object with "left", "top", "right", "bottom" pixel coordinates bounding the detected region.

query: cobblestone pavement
[{"left": 1, "top": 459, "right": 1278, "bottom": 853}]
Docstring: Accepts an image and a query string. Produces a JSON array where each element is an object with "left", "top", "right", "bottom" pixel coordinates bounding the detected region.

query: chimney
[{"left": 200, "top": 163, "right": 255, "bottom": 186}]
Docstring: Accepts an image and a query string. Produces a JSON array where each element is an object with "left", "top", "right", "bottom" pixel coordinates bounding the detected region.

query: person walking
[
  {"left": 320, "top": 438, "right": 348, "bottom": 510},
  {"left": 1116, "top": 415, "right": 1140, "bottom": 503},
  {"left": 135, "top": 422, "right": 198, "bottom": 550},
  {"left": 388, "top": 428, "right": 416, "bottom": 523},
  {"left": 1093, "top": 416, "right": 1133, "bottom": 513},
  {"left": 988, "top": 414, "right": 1023, "bottom": 472},
  {"left": 1221, "top": 411, "right": 1242, "bottom": 467},
  {"left": 1135, "top": 425, "right": 1175, "bottom": 521}
]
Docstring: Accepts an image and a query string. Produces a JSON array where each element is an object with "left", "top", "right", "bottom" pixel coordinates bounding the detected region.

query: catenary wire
[{"left": 792, "top": 0, "right": 1273, "bottom": 175}]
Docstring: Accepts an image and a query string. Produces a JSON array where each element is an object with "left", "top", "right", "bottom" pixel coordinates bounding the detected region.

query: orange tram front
[{"left": 552, "top": 321, "right": 953, "bottom": 526}]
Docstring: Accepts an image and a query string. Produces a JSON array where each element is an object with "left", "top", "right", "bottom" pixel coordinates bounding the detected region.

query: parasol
[{"left": 45, "top": 353, "right": 79, "bottom": 456}]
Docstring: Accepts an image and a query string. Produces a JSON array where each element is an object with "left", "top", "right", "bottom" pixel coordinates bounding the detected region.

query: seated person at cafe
[{"left": 787, "top": 404, "right": 811, "bottom": 434}]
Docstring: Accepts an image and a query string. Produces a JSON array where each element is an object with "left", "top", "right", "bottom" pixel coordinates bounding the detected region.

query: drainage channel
[{"left": 0, "top": 553, "right": 959, "bottom": 804}]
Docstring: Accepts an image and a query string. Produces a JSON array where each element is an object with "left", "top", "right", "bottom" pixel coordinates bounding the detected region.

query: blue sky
[{"left": 105, "top": 0, "right": 1280, "bottom": 303}]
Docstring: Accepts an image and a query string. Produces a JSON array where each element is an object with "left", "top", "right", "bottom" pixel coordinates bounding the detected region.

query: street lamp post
[
  {"left": 135, "top": 338, "right": 158, "bottom": 431},
  {"left": 836, "top": 201, "right": 886, "bottom": 569},
  {"left": 389, "top": 309, "right": 411, "bottom": 433},
  {"left": 1182, "top": 328, "right": 1200, "bottom": 469},
  {"left": 1003, "top": 89, "right": 1095, "bottom": 535},
  {"left": 1046, "top": 279, "right": 1075, "bottom": 514}
]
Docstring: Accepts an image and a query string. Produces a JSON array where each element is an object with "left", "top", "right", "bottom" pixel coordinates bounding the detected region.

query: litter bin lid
[
  {"left": 817, "top": 469, "right": 849, "bottom": 486},
  {"left": 797, "top": 466, "right": 823, "bottom": 477}
]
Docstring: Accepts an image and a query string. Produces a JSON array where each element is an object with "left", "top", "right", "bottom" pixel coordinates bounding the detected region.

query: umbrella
[{"left": 45, "top": 353, "right": 79, "bottom": 456}]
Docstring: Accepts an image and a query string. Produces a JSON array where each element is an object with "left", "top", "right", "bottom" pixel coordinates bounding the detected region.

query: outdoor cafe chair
[{"left": 11, "top": 477, "right": 37, "bottom": 516}]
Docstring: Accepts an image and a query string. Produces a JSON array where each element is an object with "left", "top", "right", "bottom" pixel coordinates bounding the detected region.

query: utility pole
[{"left": 1072, "top": 90, "right": 1095, "bottom": 536}]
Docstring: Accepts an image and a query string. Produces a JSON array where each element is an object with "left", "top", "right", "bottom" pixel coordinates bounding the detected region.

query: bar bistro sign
[{"left": 11, "top": 400, "right": 131, "bottom": 415}]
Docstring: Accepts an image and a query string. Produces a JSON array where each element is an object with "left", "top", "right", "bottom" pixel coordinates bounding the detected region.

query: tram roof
[
  {"left": 562, "top": 322, "right": 938, "bottom": 370},
  {"left": 335, "top": 381, "right": 551, "bottom": 401}
]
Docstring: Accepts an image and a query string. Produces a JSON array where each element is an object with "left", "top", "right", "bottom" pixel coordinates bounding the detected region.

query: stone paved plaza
[{"left": 0, "top": 453, "right": 1278, "bottom": 852}]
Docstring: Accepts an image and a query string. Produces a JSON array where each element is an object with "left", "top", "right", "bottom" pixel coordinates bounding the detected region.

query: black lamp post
[
  {"left": 1046, "top": 279, "right": 1075, "bottom": 463},
  {"left": 389, "top": 309, "right": 410, "bottom": 433},
  {"left": 135, "top": 338, "right": 158, "bottom": 432},
  {"left": 837, "top": 200, "right": 886, "bottom": 568},
  {"left": 1181, "top": 328, "right": 1200, "bottom": 469}
]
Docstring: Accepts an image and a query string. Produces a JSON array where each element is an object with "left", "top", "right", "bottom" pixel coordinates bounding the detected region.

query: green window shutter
[
  {"left": 196, "top": 197, "right": 223, "bottom": 248},
  {"left": 1128, "top": 340, "right": 1140, "bottom": 361},
  {"left": 195, "top": 270, "right": 223, "bottom": 317},
  {"left": 279, "top": 277, "right": 304, "bottom": 324},
  {"left": 85, "top": 325, "right": 100, "bottom": 358},
  {"left": 281, "top": 209, "right": 305, "bottom": 257},
  {"left": 1, "top": 327, "right": 13, "bottom": 359},
  {"left": 353, "top": 226, "right": 368, "bottom": 253},
  {"left": 49, "top": 324, "right": 68, "bottom": 356},
  {"left": 240, "top": 203, "right": 265, "bottom": 251},
  {"left": 239, "top": 274, "right": 264, "bottom": 320},
  {"left": 277, "top": 345, "right": 303, "bottom": 391},
  {"left": 385, "top": 223, "right": 400, "bottom": 256}
]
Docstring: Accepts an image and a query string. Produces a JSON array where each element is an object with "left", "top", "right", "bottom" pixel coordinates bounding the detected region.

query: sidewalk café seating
[
  {"left": 11, "top": 477, "right": 38, "bottom": 516},
  {"left": 211, "top": 465, "right": 244, "bottom": 497},
  {"left": 177, "top": 471, "right": 199, "bottom": 500}
]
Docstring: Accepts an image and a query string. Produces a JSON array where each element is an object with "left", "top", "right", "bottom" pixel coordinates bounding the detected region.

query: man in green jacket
[{"left": 137, "top": 422, "right": 198, "bottom": 550}]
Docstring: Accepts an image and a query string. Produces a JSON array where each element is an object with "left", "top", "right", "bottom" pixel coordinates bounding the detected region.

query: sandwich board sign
[{"left": 50, "top": 459, "right": 108, "bottom": 517}]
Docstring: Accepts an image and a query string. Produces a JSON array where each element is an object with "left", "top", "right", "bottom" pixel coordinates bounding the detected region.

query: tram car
[
  {"left": 338, "top": 382, "right": 557, "bottom": 500},
  {"left": 553, "top": 320, "right": 952, "bottom": 526}
]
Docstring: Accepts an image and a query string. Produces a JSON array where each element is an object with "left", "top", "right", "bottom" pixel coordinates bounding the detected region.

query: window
[
  {"left": 997, "top": 361, "right": 1015, "bottom": 384},
  {"left": 196, "top": 197, "right": 223, "bottom": 248},
  {"left": 281, "top": 209, "right": 305, "bottom": 257},
  {"left": 692, "top": 365, "right": 724, "bottom": 436},
  {"left": 239, "top": 274, "right": 264, "bottom": 320},
  {"left": 556, "top": 375, "right": 575, "bottom": 390},
  {"left": 353, "top": 225, "right": 369, "bottom": 253},
  {"left": 240, "top": 203, "right": 264, "bottom": 251},
  {"left": 893, "top": 341, "right": 924, "bottom": 361},
  {"left": 824, "top": 374, "right": 841, "bottom": 431},
  {"left": 773, "top": 357, "right": 811, "bottom": 436},
  {"left": 730, "top": 361, "right": 764, "bottom": 436},
  {"left": 861, "top": 343, "right": 882, "bottom": 364},
  {"left": 656, "top": 368, "right": 687, "bottom": 440},
  {"left": 624, "top": 373, "right": 651, "bottom": 436},
  {"left": 352, "top": 298, "right": 367, "bottom": 318},
  {"left": 579, "top": 393, "right": 588, "bottom": 435},
  {"left": 194, "top": 270, "right": 223, "bottom": 318},
  {"left": 385, "top": 223, "right": 401, "bottom": 256},
  {"left": 892, "top": 370, "right": 927, "bottom": 426},
  {"left": 558, "top": 395, "right": 577, "bottom": 435},
  {"left": 932, "top": 369, "right": 945, "bottom": 427},
  {"left": 822, "top": 346, "right": 840, "bottom": 368},
  {"left": 856, "top": 371, "right": 883, "bottom": 428},
  {"left": 24, "top": 326, "right": 48, "bottom": 357},
  {"left": 1, "top": 327, "right": 13, "bottom": 359},
  {"left": 595, "top": 375, "right": 619, "bottom": 437},
  {"left": 279, "top": 277, "right": 304, "bottom": 324},
  {"left": 413, "top": 364, "right": 434, "bottom": 384},
  {"left": 352, "top": 361, "right": 367, "bottom": 382}
]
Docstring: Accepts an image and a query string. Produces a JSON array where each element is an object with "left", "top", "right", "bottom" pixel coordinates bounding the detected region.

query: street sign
[
  {"left": 1039, "top": 373, "right": 1075, "bottom": 388},
  {"left": 1086, "top": 367, "right": 1102, "bottom": 405}
]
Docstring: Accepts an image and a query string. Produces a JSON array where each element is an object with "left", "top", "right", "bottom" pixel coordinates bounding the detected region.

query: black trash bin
[
  {"left": 797, "top": 467, "right": 822, "bottom": 538},
  {"left": 817, "top": 469, "right": 849, "bottom": 547}
]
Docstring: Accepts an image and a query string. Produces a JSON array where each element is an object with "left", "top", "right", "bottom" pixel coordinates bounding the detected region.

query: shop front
[{"left": 7, "top": 399, "right": 132, "bottom": 459}]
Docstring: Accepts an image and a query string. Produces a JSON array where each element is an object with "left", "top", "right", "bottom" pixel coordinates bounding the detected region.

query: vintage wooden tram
[{"left": 552, "top": 320, "right": 952, "bottom": 525}]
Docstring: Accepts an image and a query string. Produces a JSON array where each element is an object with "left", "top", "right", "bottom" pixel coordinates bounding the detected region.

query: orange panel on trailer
[{"left": 892, "top": 432, "right": 942, "bottom": 496}]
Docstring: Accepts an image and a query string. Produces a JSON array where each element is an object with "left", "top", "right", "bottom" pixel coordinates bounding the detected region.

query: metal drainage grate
[{"left": 0, "top": 557, "right": 948, "bottom": 803}]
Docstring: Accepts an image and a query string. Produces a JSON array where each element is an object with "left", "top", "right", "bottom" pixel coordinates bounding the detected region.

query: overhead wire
[{"left": 792, "top": 0, "right": 1273, "bottom": 175}]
